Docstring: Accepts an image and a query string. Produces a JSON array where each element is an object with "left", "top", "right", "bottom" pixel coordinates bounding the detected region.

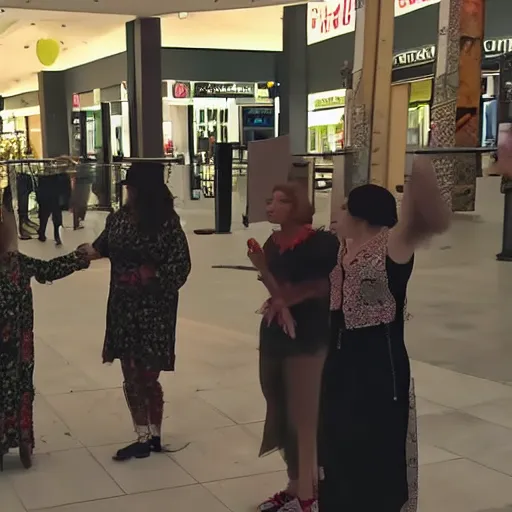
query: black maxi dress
[{"left": 318, "top": 230, "right": 417, "bottom": 512}]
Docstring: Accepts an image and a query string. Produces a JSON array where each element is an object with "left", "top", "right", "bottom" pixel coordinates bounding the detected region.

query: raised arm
[
  {"left": 18, "top": 251, "right": 90, "bottom": 284},
  {"left": 388, "top": 155, "right": 451, "bottom": 264}
]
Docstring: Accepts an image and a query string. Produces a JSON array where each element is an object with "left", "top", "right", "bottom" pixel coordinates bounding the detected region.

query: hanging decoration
[{"left": 36, "top": 38, "right": 60, "bottom": 66}]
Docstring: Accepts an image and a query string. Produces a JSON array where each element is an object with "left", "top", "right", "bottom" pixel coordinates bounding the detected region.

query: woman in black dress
[
  {"left": 81, "top": 163, "right": 191, "bottom": 462},
  {"left": 318, "top": 156, "right": 451, "bottom": 512},
  {"left": 248, "top": 183, "right": 339, "bottom": 512}
]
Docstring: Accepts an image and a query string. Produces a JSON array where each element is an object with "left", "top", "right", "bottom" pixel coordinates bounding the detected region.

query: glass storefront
[
  {"left": 307, "top": 89, "right": 346, "bottom": 153},
  {"left": 0, "top": 106, "right": 41, "bottom": 159}
]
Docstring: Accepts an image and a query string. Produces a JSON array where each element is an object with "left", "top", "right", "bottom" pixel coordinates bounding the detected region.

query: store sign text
[
  {"left": 307, "top": 0, "right": 440, "bottom": 45},
  {"left": 393, "top": 38, "right": 512, "bottom": 68},
  {"left": 193, "top": 82, "right": 255, "bottom": 98},
  {"left": 313, "top": 96, "right": 345, "bottom": 110}
]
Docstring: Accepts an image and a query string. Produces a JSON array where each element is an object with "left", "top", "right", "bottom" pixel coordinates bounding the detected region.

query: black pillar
[
  {"left": 38, "top": 71, "right": 70, "bottom": 158},
  {"left": 126, "top": 17, "right": 163, "bottom": 158},
  {"left": 279, "top": 4, "right": 308, "bottom": 156}
]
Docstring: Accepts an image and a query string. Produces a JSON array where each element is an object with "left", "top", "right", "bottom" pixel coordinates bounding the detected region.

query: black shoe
[
  {"left": 54, "top": 227, "right": 62, "bottom": 247},
  {"left": 19, "top": 227, "right": 33, "bottom": 241},
  {"left": 112, "top": 441, "right": 151, "bottom": 462},
  {"left": 38, "top": 233, "right": 47, "bottom": 242},
  {"left": 149, "top": 436, "right": 162, "bottom": 453}
]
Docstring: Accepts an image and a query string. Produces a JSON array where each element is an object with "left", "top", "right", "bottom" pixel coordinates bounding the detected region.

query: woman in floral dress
[
  {"left": 0, "top": 187, "right": 90, "bottom": 470},
  {"left": 82, "top": 162, "right": 191, "bottom": 462}
]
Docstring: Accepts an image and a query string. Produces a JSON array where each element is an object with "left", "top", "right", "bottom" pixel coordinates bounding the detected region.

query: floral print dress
[
  {"left": 93, "top": 207, "right": 191, "bottom": 371},
  {"left": 0, "top": 251, "right": 89, "bottom": 458}
]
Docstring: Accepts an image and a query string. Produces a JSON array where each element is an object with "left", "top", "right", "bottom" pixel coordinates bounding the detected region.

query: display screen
[{"left": 242, "top": 107, "right": 275, "bottom": 128}]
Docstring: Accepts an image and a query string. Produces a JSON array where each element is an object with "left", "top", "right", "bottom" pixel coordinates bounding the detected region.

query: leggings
[{"left": 121, "top": 360, "right": 164, "bottom": 434}]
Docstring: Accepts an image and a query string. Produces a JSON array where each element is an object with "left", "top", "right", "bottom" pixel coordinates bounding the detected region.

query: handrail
[{"left": 406, "top": 147, "right": 497, "bottom": 155}]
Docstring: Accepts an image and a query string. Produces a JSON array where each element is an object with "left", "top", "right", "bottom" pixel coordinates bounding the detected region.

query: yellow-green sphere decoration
[{"left": 36, "top": 39, "right": 60, "bottom": 66}]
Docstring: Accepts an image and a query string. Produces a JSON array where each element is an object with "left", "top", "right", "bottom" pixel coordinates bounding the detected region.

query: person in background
[
  {"left": 248, "top": 182, "right": 339, "bottom": 512},
  {"left": 79, "top": 162, "right": 191, "bottom": 462},
  {"left": 318, "top": 155, "right": 450, "bottom": 511},
  {"left": 0, "top": 187, "right": 90, "bottom": 471}
]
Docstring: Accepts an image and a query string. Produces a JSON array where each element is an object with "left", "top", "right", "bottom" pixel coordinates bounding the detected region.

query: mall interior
[{"left": 2, "top": 0, "right": 512, "bottom": 511}]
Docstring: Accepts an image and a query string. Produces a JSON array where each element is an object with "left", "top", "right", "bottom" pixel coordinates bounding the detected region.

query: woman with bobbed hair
[{"left": 247, "top": 182, "right": 339, "bottom": 512}]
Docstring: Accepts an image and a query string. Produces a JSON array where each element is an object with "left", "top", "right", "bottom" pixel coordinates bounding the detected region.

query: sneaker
[
  {"left": 112, "top": 441, "right": 151, "bottom": 461},
  {"left": 279, "top": 497, "right": 318, "bottom": 512},
  {"left": 258, "top": 491, "right": 292, "bottom": 512}
]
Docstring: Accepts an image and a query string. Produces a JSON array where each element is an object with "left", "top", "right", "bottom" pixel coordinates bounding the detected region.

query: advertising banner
[{"left": 307, "top": 0, "right": 440, "bottom": 45}]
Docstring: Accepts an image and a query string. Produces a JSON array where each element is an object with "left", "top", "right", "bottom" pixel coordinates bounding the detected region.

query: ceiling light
[{"left": 178, "top": 12, "right": 188, "bottom": 19}]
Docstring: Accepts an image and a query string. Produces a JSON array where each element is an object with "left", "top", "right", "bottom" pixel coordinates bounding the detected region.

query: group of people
[
  {"left": 0, "top": 162, "right": 191, "bottom": 468},
  {"left": 0, "top": 154, "right": 450, "bottom": 512},
  {"left": 249, "top": 153, "right": 449, "bottom": 512}
]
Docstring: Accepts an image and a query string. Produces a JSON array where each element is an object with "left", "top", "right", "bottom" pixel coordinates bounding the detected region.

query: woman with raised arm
[
  {"left": 248, "top": 182, "right": 339, "bottom": 512},
  {"left": 318, "top": 155, "right": 450, "bottom": 512},
  {"left": 79, "top": 162, "right": 191, "bottom": 462}
]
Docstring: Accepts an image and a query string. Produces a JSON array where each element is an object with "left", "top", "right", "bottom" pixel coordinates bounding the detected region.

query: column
[
  {"left": 430, "top": 0, "right": 485, "bottom": 210},
  {"left": 279, "top": 4, "right": 308, "bottom": 155},
  {"left": 126, "top": 17, "right": 163, "bottom": 158},
  {"left": 38, "top": 71, "right": 70, "bottom": 158},
  {"left": 348, "top": 0, "right": 395, "bottom": 188}
]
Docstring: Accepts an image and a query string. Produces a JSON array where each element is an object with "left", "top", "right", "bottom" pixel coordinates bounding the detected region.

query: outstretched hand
[{"left": 77, "top": 243, "right": 101, "bottom": 261}]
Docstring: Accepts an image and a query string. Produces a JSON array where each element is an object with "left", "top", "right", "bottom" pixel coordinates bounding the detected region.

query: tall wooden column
[
  {"left": 348, "top": 0, "right": 394, "bottom": 189},
  {"left": 430, "top": 0, "right": 485, "bottom": 210}
]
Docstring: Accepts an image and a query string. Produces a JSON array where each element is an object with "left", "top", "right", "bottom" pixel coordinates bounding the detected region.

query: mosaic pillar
[
  {"left": 454, "top": 0, "right": 485, "bottom": 210},
  {"left": 430, "top": 0, "right": 485, "bottom": 210},
  {"left": 349, "top": 0, "right": 394, "bottom": 189}
]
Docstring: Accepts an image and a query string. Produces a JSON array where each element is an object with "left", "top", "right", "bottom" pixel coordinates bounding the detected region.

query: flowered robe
[{"left": 0, "top": 251, "right": 89, "bottom": 455}]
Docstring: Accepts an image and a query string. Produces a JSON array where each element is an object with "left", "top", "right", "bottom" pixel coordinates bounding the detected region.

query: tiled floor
[{"left": 2, "top": 177, "right": 512, "bottom": 511}]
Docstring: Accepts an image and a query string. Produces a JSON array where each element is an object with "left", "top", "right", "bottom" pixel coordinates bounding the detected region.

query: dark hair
[
  {"left": 347, "top": 184, "right": 398, "bottom": 228},
  {"left": 130, "top": 180, "right": 177, "bottom": 237},
  {"left": 272, "top": 182, "right": 315, "bottom": 225}
]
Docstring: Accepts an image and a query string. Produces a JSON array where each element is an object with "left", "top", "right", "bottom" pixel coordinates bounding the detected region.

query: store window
[
  {"left": 407, "top": 79, "right": 432, "bottom": 147},
  {"left": 307, "top": 90, "right": 346, "bottom": 153}
]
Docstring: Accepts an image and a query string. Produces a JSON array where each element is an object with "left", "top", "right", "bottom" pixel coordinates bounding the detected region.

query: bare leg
[{"left": 285, "top": 350, "right": 327, "bottom": 501}]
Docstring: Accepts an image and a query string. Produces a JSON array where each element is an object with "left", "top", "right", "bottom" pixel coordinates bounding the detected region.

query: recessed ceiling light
[{"left": 178, "top": 12, "right": 188, "bottom": 19}]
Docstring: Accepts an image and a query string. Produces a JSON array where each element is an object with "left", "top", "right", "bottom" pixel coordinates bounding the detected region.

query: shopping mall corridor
[{"left": 3, "top": 177, "right": 512, "bottom": 512}]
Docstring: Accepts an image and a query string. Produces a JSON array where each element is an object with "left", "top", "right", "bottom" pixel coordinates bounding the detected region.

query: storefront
[
  {"left": 0, "top": 91, "right": 42, "bottom": 159},
  {"left": 162, "top": 80, "right": 276, "bottom": 197},
  {"left": 392, "top": 36, "right": 512, "bottom": 148},
  {"left": 307, "top": 89, "right": 345, "bottom": 153}
]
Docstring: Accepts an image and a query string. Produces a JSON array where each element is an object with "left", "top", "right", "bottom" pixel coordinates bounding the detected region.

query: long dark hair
[{"left": 131, "top": 183, "right": 177, "bottom": 237}]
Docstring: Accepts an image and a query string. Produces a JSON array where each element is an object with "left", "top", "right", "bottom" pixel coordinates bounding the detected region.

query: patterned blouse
[{"left": 330, "top": 229, "right": 396, "bottom": 330}]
